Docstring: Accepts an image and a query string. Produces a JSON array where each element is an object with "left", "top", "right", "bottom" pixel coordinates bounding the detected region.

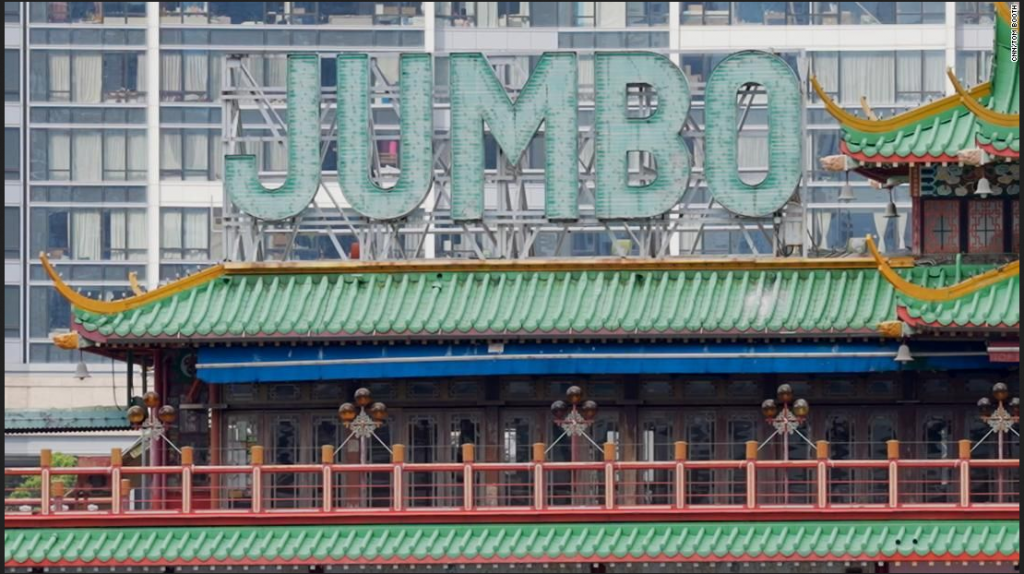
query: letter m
[{"left": 450, "top": 53, "right": 578, "bottom": 221}]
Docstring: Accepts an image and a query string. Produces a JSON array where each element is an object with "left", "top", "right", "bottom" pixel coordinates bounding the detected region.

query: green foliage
[{"left": 8, "top": 453, "right": 78, "bottom": 499}]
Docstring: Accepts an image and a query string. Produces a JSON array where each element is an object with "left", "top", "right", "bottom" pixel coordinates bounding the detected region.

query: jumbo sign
[{"left": 226, "top": 52, "right": 802, "bottom": 222}]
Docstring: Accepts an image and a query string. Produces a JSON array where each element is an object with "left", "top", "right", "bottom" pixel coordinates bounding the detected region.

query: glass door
[
  {"left": 407, "top": 415, "right": 439, "bottom": 508},
  {"left": 269, "top": 415, "right": 301, "bottom": 509},
  {"left": 499, "top": 411, "right": 536, "bottom": 506}
]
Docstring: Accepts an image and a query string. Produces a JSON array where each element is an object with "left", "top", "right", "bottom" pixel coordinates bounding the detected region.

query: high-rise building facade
[{"left": 0, "top": 2, "right": 1005, "bottom": 401}]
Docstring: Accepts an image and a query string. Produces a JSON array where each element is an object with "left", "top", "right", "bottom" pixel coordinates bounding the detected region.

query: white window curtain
[
  {"left": 128, "top": 211, "right": 147, "bottom": 258},
  {"left": 73, "top": 52, "right": 103, "bottom": 103},
  {"left": 135, "top": 53, "right": 148, "bottom": 98},
  {"left": 162, "top": 210, "right": 184, "bottom": 259},
  {"left": 110, "top": 210, "right": 127, "bottom": 260},
  {"left": 184, "top": 52, "right": 209, "bottom": 100},
  {"left": 265, "top": 55, "right": 288, "bottom": 87},
  {"left": 896, "top": 52, "right": 921, "bottom": 101},
  {"left": 161, "top": 130, "right": 184, "bottom": 173},
  {"left": 184, "top": 130, "right": 210, "bottom": 178},
  {"left": 738, "top": 134, "right": 769, "bottom": 185},
  {"left": 73, "top": 131, "right": 103, "bottom": 182},
  {"left": 161, "top": 52, "right": 183, "bottom": 97},
  {"left": 597, "top": 2, "right": 626, "bottom": 27},
  {"left": 184, "top": 211, "right": 210, "bottom": 259},
  {"left": 841, "top": 52, "right": 895, "bottom": 105},
  {"left": 72, "top": 210, "right": 102, "bottom": 261},
  {"left": 923, "top": 51, "right": 945, "bottom": 95},
  {"left": 104, "top": 131, "right": 127, "bottom": 181},
  {"left": 813, "top": 52, "right": 840, "bottom": 99},
  {"left": 48, "top": 131, "right": 71, "bottom": 181},
  {"left": 127, "top": 131, "right": 146, "bottom": 180},
  {"left": 48, "top": 52, "right": 71, "bottom": 102}
]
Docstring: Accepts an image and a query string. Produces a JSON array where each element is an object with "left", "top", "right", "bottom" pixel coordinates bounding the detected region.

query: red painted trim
[
  {"left": 9, "top": 550, "right": 1020, "bottom": 569},
  {"left": 6, "top": 507, "right": 1018, "bottom": 530},
  {"left": 841, "top": 141, "right": 963, "bottom": 165},
  {"left": 979, "top": 142, "right": 1020, "bottom": 159},
  {"left": 898, "top": 307, "right": 1019, "bottom": 332}
]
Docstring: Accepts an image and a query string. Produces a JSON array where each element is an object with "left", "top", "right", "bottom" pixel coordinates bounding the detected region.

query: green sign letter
[
  {"left": 704, "top": 51, "right": 802, "bottom": 218},
  {"left": 450, "top": 53, "right": 579, "bottom": 221},
  {"left": 337, "top": 54, "right": 434, "bottom": 221},
  {"left": 595, "top": 53, "right": 691, "bottom": 220},
  {"left": 225, "top": 54, "right": 321, "bottom": 222}
]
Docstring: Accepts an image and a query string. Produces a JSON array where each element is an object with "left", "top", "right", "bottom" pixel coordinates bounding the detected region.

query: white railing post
[
  {"left": 887, "top": 440, "right": 900, "bottom": 509},
  {"left": 392, "top": 444, "right": 406, "bottom": 512},
  {"left": 250, "top": 446, "right": 264, "bottom": 514},
  {"left": 958, "top": 439, "right": 972, "bottom": 508},
  {"left": 181, "top": 447, "right": 194, "bottom": 514},
  {"left": 817, "top": 440, "right": 830, "bottom": 510},
  {"left": 745, "top": 441, "right": 758, "bottom": 510},
  {"left": 463, "top": 444, "right": 475, "bottom": 511},
  {"left": 604, "top": 442, "right": 616, "bottom": 510},
  {"left": 675, "top": 442, "right": 688, "bottom": 510},
  {"left": 40, "top": 450, "right": 52, "bottom": 516},
  {"left": 322, "top": 445, "right": 334, "bottom": 513},
  {"left": 110, "top": 448, "right": 123, "bottom": 515},
  {"left": 533, "top": 443, "right": 546, "bottom": 511}
]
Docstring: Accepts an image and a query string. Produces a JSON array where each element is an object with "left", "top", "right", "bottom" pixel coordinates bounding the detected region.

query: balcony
[{"left": 5, "top": 439, "right": 1019, "bottom": 529}]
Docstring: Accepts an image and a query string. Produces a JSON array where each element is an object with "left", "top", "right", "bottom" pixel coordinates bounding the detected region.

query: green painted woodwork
[
  {"left": 705, "top": 52, "right": 803, "bottom": 218},
  {"left": 450, "top": 53, "right": 579, "bottom": 221},
  {"left": 336, "top": 54, "right": 434, "bottom": 221},
  {"left": 4, "top": 408, "right": 131, "bottom": 434},
  {"left": 595, "top": 52, "right": 691, "bottom": 220},
  {"left": 900, "top": 266, "right": 1019, "bottom": 328},
  {"left": 225, "top": 54, "right": 322, "bottom": 221},
  {"left": 72, "top": 266, "right": 1017, "bottom": 341},
  {"left": 5, "top": 522, "right": 1018, "bottom": 566}
]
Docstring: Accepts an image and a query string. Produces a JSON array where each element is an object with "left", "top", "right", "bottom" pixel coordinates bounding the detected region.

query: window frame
[
  {"left": 5, "top": 207, "right": 19, "bottom": 260},
  {"left": 4, "top": 49, "right": 18, "bottom": 103}
]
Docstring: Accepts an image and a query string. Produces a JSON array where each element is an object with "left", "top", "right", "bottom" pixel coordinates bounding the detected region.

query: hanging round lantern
[
  {"left": 127, "top": 405, "right": 147, "bottom": 427},
  {"left": 354, "top": 388, "right": 373, "bottom": 408},
  {"left": 370, "top": 402, "right": 389, "bottom": 423},
  {"left": 776, "top": 384, "right": 794, "bottom": 405},
  {"left": 977, "top": 397, "right": 994, "bottom": 417},
  {"left": 792, "top": 399, "right": 810, "bottom": 418},
  {"left": 338, "top": 403, "right": 358, "bottom": 423},
  {"left": 992, "top": 383, "right": 1010, "bottom": 403},
  {"left": 143, "top": 391, "right": 161, "bottom": 409},
  {"left": 761, "top": 399, "right": 779, "bottom": 419},
  {"left": 550, "top": 400, "right": 569, "bottom": 420},
  {"left": 157, "top": 405, "right": 177, "bottom": 424},
  {"left": 566, "top": 386, "right": 584, "bottom": 405}
]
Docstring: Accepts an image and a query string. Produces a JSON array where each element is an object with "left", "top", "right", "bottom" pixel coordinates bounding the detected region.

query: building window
[
  {"left": 957, "top": 51, "right": 994, "bottom": 86},
  {"left": 161, "top": 208, "right": 215, "bottom": 261},
  {"left": 626, "top": 2, "right": 670, "bottom": 26},
  {"left": 5, "top": 207, "right": 18, "bottom": 260},
  {"left": 29, "top": 2, "right": 146, "bottom": 25},
  {"left": 812, "top": 51, "right": 944, "bottom": 106},
  {"left": 4, "top": 2, "right": 19, "bottom": 22},
  {"left": 730, "top": 2, "right": 808, "bottom": 25},
  {"left": 30, "top": 129, "right": 147, "bottom": 182},
  {"left": 30, "top": 207, "right": 148, "bottom": 262},
  {"left": 160, "top": 128, "right": 222, "bottom": 180},
  {"left": 681, "top": 2, "right": 939, "bottom": 25},
  {"left": 4, "top": 129, "right": 18, "bottom": 181},
  {"left": 956, "top": 2, "right": 996, "bottom": 25},
  {"left": 30, "top": 51, "right": 147, "bottom": 104},
  {"left": 160, "top": 2, "right": 423, "bottom": 26},
  {"left": 4, "top": 286, "right": 18, "bottom": 339},
  {"left": 5, "top": 50, "right": 18, "bottom": 102},
  {"left": 159, "top": 51, "right": 220, "bottom": 103}
]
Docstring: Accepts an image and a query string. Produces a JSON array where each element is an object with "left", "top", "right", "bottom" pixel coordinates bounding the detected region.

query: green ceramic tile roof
[
  {"left": 840, "top": 11, "right": 1019, "bottom": 159},
  {"left": 900, "top": 267, "right": 1020, "bottom": 328},
  {"left": 4, "top": 408, "right": 131, "bottom": 434},
  {"left": 5, "top": 522, "right": 1018, "bottom": 567},
  {"left": 71, "top": 266, "right": 1018, "bottom": 341}
]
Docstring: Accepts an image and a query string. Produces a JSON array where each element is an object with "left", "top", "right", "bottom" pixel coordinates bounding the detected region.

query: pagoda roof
[
  {"left": 815, "top": 2, "right": 1019, "bottom": 164},
  {"left": 5, "top": 521, "right": 1019, "bottom": 568},
  {"left": 42, "top": 253, "right": 1020, "bottom": 346}
]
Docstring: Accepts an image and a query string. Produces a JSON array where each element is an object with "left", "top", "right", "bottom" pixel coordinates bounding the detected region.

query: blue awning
[{"left": 197, "top": 341, "right": 997, "bottom": 384}]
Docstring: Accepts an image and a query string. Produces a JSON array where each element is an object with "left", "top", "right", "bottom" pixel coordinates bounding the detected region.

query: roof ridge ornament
[
  {"left": 946, "top": 69, "right": 1020, "bottom": 129},
  {"left": 866, "top": 236, "right": 1020, "bottom": 303}
]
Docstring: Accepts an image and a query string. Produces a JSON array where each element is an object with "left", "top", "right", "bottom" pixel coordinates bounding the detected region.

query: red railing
[{"left": 5, "top": 441, "right": 1018, "bottom": 527}]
